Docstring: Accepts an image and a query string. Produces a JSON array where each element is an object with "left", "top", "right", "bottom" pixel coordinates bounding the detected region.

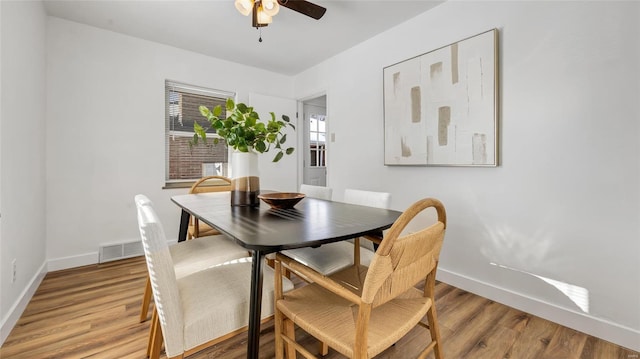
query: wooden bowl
[{"left": 258, "top": 192, "right": 306, "bottom": 209}]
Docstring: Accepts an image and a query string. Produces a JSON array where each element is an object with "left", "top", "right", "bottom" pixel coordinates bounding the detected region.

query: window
[
  {"left": 309, "top": 114, "right": 326, "bottom": 167},
  {"left": 165, "top": 80, "right": 234, "bottom": 185}
]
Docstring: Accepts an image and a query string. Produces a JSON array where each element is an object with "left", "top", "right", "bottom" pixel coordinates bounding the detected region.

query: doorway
[{"left": 301, "top": 95, "right": 327, "bottom": 186}]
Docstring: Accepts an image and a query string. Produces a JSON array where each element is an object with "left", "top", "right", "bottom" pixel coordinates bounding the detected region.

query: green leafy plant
[{"left": 191, "top": 98, "right": 295, "bottom": 162}]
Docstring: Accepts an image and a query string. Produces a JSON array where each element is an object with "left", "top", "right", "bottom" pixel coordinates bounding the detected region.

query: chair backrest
[
  {"left": 361, "top": 198, "right": 446, "bottom": 307},
  {"left": 189, "top": 175, "right": 232, "bottom": 194},
  {"left": 134, "top": 194, "right": 185, "bottom": 355},
  {"left": 300, "top": 184, "right": 333, "bottom": 200},
  {"left": 344, "top": 189, "right": 391, "bottom": 250},
  {"left": 188, "top": 176, "right": 232, "bottom": 236},
  {"left": 343, "top": 188, "right": 390, "bottom": 209}
]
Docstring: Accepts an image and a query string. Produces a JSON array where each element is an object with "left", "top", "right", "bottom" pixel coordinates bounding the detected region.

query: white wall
[
  {"left": 250, "top": 93, "right": 299, "bottom": 192},
  {"left": 2, "top": 0, "right": 638, "bottom": 351},
  {"left": 294, "top": 1, "right": 639, "bottom": 351},
  {"left": 0, "top": 0, "right": 48, "bottom": 343},
  {"left": 45, "top": 17, "right": 295, "bottom": 269}
]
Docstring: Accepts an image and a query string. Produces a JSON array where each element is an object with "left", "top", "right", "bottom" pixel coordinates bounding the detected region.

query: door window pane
[{"left": 308, "top": 114, "right": 326, "bottom": 167}]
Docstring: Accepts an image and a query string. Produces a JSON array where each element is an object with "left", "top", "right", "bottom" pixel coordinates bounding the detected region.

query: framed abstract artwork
[{"left": 383, "top": 29, "right": 499, "bottom": 166}]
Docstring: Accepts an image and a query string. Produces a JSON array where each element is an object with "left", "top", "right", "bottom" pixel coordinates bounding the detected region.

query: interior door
[{"left": 303, "top": 97, "right": 327, "bottom": 186}]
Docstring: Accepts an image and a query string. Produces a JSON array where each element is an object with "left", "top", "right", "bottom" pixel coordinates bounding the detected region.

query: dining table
[{"left": 171, "top": 191, "right": 402, "bottom": 359}]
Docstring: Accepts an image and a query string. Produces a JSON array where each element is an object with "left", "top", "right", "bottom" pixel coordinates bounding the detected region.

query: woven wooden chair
[
  {"left": 187, "top": 175, "right": 232, "bottom": 239},
  {"left": 274, "top": 197, "right": 446, "bottom": 359},
  {"left": 135, "top": 194, "right": 294, "bottom": 359},
  {"left": 280, "top": 189, "right": 390, "bottom": 277}
]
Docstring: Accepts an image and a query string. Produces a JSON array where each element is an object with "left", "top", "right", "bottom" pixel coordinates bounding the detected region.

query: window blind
[{"left": 165, "top": 80, "right": 235, "bottom": 183}]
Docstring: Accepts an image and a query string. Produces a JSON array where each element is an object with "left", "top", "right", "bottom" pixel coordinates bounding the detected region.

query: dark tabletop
[{"left": 171, "top": 191, "right": 401, "bottom": 252}]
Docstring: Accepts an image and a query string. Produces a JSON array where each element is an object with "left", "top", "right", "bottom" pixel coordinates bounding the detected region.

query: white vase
[{"left": 230, "top": 150, "right": 260, "bottom": 207}]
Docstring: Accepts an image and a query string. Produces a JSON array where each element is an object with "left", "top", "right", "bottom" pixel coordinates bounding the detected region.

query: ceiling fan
[{"left": 234, "top": 0, "right": 327, "bottom": 28}]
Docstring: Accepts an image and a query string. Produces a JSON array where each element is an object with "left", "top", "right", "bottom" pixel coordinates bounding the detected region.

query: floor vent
[{"left": 99, "top": 240, "right": 144, "bottom": 263}]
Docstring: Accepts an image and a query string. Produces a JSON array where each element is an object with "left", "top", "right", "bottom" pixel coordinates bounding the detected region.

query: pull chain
[{"left": 258, "top": 27, "right": 263, "bottom": 43}]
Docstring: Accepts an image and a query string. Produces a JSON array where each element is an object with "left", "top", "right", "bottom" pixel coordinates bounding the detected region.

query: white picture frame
[{"left": 383, "top": 29, "right": 499, "bottom": 166}]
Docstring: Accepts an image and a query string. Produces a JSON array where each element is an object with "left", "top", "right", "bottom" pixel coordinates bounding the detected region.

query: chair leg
[
  {"left": 427, "top": 305, "right": 444, "bottom": 359},
  {"left": 283, "top": 267, "right": 292, "bottom": 279},
  {"left": 269, "top": 257, "right": 293, "bottom": 279},
  {"left": 147, "top": 309, "right": 157, "bottom": 357},
  {"left": 274, "top": 260, "right": 287, "bottom": 359},
  {"left": 319, "top": 341, "right": 329, "bottom": 356},
  {"left": 147, "top": 309, "right": 164, "bottom": 359},
  {"left": 283, "top": 318, "right": 297, "bottom": 359},
  {"left": 190, "top": 219, "right": 199, "bottom": 239},
  {"left": 274, "top": 308, "right": 284, "bottom": 359},
  {"left": 353, "top": 237, "right": 361, "bottom": 267},
  {"left": 140, "top": 276, "right": 152, "bottom": 322},
  {"left": 423, "top": 271, "right": 443, "bottom": 359}
]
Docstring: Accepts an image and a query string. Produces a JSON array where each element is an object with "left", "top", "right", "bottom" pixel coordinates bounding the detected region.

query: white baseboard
[
  {"left": 47, "top": 252, "right": 99, "bottom": 271},
  {"left": 0, "top": 261, "right": 47, "bottom": 346},
  {"left": 437, "top": 267, "right": 640, "bottom": 352}
]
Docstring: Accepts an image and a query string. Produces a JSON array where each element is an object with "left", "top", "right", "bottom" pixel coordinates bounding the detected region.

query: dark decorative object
[{"left": 258, "top": 192, "right": 305, "bottom": 209}]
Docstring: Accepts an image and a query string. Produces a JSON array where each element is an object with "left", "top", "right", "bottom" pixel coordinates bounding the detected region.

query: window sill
[{"left": 163, "top": 182, "right": 195, "bottom": 189}]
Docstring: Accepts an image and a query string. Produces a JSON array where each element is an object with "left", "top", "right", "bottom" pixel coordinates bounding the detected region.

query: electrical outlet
[{"left": 12, "top": 259, "right": 16, "bottom": 283}]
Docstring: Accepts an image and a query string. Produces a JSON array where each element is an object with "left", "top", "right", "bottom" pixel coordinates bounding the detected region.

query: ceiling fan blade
[{"left": 278, "top": 0, "right": 326, "bottom": 20}]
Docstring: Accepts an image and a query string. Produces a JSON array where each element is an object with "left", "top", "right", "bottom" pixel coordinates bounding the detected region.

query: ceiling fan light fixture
[
  {"left": 239, "top": 0, "right": 326, "bottom": 40},
  {"left": 234, "top": 0, "right": 254, "bottom": 16},
  {"left": 261, "top": 0, "right": 279, "bottom": 16},
  {"left": 256, "top": 5, "right": 273, "bottom": 25}
]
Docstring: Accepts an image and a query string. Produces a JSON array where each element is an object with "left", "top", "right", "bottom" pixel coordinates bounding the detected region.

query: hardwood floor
[{"left": 1, "top": 256, "right": 637, "bottom": 359}]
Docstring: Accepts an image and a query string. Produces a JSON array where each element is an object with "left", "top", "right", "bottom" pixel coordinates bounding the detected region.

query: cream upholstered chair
[
  {"left": 266, "top": 184, "right": 334, "bottom": 274},
  {"left": 343, "top": 188, "right": 391, "bottom": 251},
  {"left": 299, "top": 184, "right": 333, "bottom": 200},
  {"left": 274, "top": 198, "right": 446, "bottom": 359},
  {"left": 188, "top": 175, "right": 232, "bottom": 239},
  {"left": 134, "top": 194, "right": 294, "bottom": 359},
  {"left": 138, "top": 230, "right": 250, "bottom": 321},
  {"left": 137, "top": 192, "right": 249, "bottom": 322},
  {"left": 280, "top": 189, "right": 390, "bottom": 276}
]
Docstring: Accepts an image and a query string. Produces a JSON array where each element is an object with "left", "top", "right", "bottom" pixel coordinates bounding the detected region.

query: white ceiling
[{"left": 43, "top": 0, "right": 443, "bottom": 75}]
